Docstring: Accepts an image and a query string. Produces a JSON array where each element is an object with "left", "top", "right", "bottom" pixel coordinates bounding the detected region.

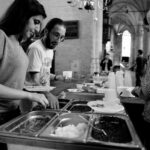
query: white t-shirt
[{"left": 27, "top": 39, "right": 54, "bottom": 86}]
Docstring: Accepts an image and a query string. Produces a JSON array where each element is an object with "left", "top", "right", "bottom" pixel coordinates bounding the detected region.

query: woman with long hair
[{"left": 0, "top": 0, "right": 49, "bottom": 125}]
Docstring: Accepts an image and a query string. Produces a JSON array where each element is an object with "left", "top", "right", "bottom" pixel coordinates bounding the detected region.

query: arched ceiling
[{"left": 106, "top": 0, "right": 150, "bottom": 34}]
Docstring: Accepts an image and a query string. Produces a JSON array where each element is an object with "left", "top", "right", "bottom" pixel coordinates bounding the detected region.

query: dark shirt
[
  {"left": 100, "top": 58, "right": 112, "bottom": 71},
  {"left": 136, "top": 56, "right": 147, "bottom": 75}
]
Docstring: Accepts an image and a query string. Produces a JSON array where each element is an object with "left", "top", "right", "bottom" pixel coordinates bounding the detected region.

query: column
[
  {"left": 138, "top": 25, "right": 144, "bottom": 50},
  {"left": 143, "top": 28, "right": 150, "bottom": 57},
  {"left": 90, "top": 0, "right": 103, "bottom": 74},
  {"left": 113, "top": 32, "right": 122, "bottom": 65}
]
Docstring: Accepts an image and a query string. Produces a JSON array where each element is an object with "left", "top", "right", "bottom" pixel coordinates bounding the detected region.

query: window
[{"left": 121, "top": 30, "right": 131, "bottom": 57}]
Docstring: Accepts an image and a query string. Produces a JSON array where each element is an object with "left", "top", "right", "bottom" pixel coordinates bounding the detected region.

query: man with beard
[
  {"left": 23, "top": 18, "right": 66, "bottom": 112},
  {"left": 26, "top": 18, "right": 66, "bottom": 85}
]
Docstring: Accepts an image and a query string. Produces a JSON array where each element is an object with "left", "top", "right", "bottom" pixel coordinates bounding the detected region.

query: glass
[{"left": 51, "top": 32, "right": 65, "bottom": 42}]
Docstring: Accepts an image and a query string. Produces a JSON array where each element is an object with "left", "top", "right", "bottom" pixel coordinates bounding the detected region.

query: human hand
[
  {"left": 55, "top": 75, "right": 65, "bottom": 81},
  {"left": 28, "top": 92, "right": 49, "bottom": 108},
  {"left": 45, "top": 92, "right": 59, "bottom": 109}
]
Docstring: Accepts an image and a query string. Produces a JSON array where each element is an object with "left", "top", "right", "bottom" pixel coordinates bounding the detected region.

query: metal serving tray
[
  {"left": 86, "top": 113, "right": 144, "bottom": 150},
  {"left": 39, "top": 112, "right": 91, "bottom": 143},
  {"left": 66, "top": 100, "right": 93, "bottom": 113},
  {"left": 32, "top": 99, "right": 71, "bottom": 111},
  {"left": 1, "top": 111, "right": 58, "bottom": 137}
]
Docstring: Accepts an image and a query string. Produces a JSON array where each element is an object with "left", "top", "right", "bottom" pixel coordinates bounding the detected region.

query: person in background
[
  {"left": 24, "top": 18, "right": 66, "bottom": 111},
  {"left": 134, "top": 49, "right": 147, "bottom": 86},
  {"left": 0, "top": 0, "right": 49, "bottom": 149},
  {"left": 26, "top": 18, "right": 66, "bottom": 85},
  {"left": 100, "top": 53, "right": 113, "bottom": 72}
]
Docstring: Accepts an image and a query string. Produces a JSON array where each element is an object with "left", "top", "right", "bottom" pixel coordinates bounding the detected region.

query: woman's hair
[{"left": 0, "top": 0, "right": 46, "bottom": 36}]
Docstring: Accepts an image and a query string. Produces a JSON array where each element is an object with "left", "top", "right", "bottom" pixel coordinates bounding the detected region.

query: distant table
[{"left": 51, "top": 80, "right": 145, "bottom": 105}]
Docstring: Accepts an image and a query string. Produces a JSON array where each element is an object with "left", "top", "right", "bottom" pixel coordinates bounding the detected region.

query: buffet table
[
  {"left": 0, "top": 79, "right": 145, "bottom": 150},
  {"left": 50, "top": 80, "right": 145, "bottom": 105}
]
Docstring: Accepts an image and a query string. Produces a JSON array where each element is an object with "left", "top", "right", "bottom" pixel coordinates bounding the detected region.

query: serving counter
[{"left": 0, "top": 80, "right": 145, "bottom": 150}]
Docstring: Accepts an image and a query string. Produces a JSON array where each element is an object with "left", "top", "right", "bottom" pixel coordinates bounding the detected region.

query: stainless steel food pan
[
  {"left": 1, "top": 111, "right": 58, "bottom": 136},
  {"left": 39, "top": 112, "right": 91, "bottom": 143},
  {"left": 66, "top": 100, "right": 93, "bottom": 113},
  {"left": 86, "top": 113, "right": 144, "bottom": 150}
]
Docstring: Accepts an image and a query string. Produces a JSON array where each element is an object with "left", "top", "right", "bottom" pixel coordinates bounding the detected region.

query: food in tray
[
  {"left": 69, "top": 105, "right": 92, "bottom": 112},
  {"left": 71, "top": 101, "right": 88, "bottom": 105},
  {"left": 32, "top": 99, "right": 70, "bottom": 111},
  {"left": 12, "top": 116, "right": 51, "bottom": 135},
  {"left": 51, "top": 123, "right": 87, "bottom": 138},
  {"left": 66, "top": 100, "right": 93, "bottom": 113},
  {"left": 91, "top": 116, "right": 132, "bottom": 143},
  {"left": 40, "top": 113, "right": 90, "bottom": 140}
]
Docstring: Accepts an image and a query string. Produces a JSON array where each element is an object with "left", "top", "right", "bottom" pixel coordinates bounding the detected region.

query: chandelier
[{"left": 67, "top": 0, "right": 113, "bottom": 11}]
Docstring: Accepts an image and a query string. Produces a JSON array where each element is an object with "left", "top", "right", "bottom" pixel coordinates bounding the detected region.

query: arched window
[{"left": 121, "top": 30, "right": 131, "bottom": 58}]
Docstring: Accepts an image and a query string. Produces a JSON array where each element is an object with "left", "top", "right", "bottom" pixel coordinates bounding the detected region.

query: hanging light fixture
[
  {"left": 67, "top": 0, "right": 95, "bottom": 11},
  {"left": 67, "top": 0, "right": 112, "bottom": 11}
]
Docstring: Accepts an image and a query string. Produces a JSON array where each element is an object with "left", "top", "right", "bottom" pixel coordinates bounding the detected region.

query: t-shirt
[
  {"left": 0, "top": 30, "right": 29, "bottom": 112},
  {"left": 100, "top": 58, "right": 112, "bottom": 71},
  {"left": 27, "top": 39, "right": 54, "bottom": 86}
]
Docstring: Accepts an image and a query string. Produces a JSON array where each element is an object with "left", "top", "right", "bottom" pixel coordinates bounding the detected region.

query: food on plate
[{"left": 82, "top": 85, "right": 96, "bottom": 93}]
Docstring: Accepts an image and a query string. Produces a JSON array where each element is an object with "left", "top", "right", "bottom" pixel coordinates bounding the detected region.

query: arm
[
  {"left": 50, "top": 73, "right": 64, "bottom": 81},
  {"left": 27, "top": 46, "right": 42, "bottom": 85},
  {"left": 44, "top": 92, "right": 59, "bottom": 109},
  {"left": 0, "top": 84, "right": 49, "bottom": 107},
  {"left": 27, "top": 72, "right": 41, "bottom": 85}
]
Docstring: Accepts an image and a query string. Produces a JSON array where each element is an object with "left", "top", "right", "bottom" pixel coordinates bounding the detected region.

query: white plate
[
  {"left": 67, "top": 88, "right": 84, "bottom": 92},
  {"left": 87, "top": 100, "right": 124, "bottom": 113},
  {"left": 23, "top": 85, "right": 55, "bottom": 92}
]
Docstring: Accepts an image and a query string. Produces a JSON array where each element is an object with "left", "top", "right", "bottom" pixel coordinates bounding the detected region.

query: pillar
[
  {"left": 113, "top": 32, "right": 122, "bottom": 65},
  {"left": 138, "top": 25, "right": 144, "bottom": 50},
  {"left": 90, "top": 0, "right": 103, "bottom": 74}
]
